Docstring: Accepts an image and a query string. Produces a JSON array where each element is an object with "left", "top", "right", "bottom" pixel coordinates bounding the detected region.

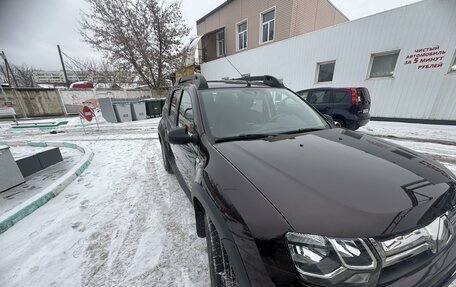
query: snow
[
  {"left": 359, "top": 121, "right": 456, "bottom": 175},
  {"left": 0, "top": 147, "right": 82, "bottom": 215},
  {"left": 359, "top": 121, "right": 456, "bottom": 143},
  {"left": 0, "top": 118, "right": 209, "bottom": 287},
  {"left": 0, "top": 119, "right": 454, "bottom": 286}
]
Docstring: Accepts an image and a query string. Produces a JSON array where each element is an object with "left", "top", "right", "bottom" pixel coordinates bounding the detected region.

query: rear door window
[{"left": 309, "top": 90, "right": 331, "bottom": 104}]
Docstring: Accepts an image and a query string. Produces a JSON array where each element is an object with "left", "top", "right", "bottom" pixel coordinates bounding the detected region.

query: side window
[
  {"left": 178, "top": 90, "right": 194, "bottom": 133},
  {"left": 168, "top": 90, "right": 182, "bottom": 115},
  {"left": 169, "top": 89, "right": 182, "bottom": 123},
  {"left": 297, "top": 91, "right": 308, "bottom": 99},
  {"left": 309, "top": 91, "right": 330, "bottom": 104},
  {"left": 333, "top": 90, "right": 348, "bottom": 103}
]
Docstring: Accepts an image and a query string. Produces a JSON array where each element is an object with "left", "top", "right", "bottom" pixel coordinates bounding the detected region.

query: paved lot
[{"left": 0, "top": 118, "right": 455, "bottom": 286}]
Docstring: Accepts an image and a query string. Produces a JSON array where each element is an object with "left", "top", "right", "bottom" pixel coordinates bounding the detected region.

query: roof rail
[
  {"left": 177, "top": 73, "right": 208, "bottom": 90},
  {"left": 232, "top": 75, "right": 284, "bottom": 88}
]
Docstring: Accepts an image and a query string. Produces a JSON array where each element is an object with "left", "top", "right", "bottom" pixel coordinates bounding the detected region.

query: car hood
[{"left": 214, "top": 128, "right": 456, "bottom": 238}]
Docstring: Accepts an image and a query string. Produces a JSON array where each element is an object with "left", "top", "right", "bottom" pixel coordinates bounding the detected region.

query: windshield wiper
[
  {"left": 215, "top": 133, "right": 277, "bottom": 143},
  {"left": 279, "top": 128, "right": 326, "bottom": 135}
]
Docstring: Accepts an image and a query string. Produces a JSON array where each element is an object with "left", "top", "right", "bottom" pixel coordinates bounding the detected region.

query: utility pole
[
  {"left": 57, "top": 45, "right": 69, "bottom": 87},
  {"left": 1, "top": 51, "right": 18, "bottom": 87}
]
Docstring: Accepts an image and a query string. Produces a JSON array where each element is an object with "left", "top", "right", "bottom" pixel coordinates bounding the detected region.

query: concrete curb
[{"left": 0, "top": 141, "right": 94, "bottom": 234}]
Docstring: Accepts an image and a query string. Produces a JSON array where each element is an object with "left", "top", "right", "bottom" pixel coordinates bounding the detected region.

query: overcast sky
[{"left": 0, "top": 0, "right": 423, "bottom": 70}]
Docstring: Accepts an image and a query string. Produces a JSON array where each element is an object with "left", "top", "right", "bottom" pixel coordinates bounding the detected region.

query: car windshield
[{"left": 200, "top": 87, "right": 329, "bottom": 141}]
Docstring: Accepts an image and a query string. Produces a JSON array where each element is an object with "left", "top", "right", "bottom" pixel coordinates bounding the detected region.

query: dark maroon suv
[{"left": 158, "top": 74, "right": 456, "bottom": 287}]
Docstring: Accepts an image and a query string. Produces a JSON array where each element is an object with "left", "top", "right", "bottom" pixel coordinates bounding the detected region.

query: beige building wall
[{"left": 197, "top": 0, "right": 348, "bottom": 61}]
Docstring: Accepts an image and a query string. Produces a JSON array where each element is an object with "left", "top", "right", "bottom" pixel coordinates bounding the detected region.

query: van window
[
  {"left": 297, "top": 91, "right": 308, "bottom": 99},
  {"left": 309, "top": 90, "right": 331, "bottom": 104}
]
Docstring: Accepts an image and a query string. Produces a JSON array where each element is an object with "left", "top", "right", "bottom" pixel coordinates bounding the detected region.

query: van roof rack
[
  {"left": 231, "top": 75, "right": 284, "bottom": 88},
  {"left": 176, "top": 73, "right": 208, "bottom": 90}
]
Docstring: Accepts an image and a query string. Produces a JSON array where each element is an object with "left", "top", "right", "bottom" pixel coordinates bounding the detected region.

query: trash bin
[
  {"left": 143, "top": 99, "right": 163, "bottom": 118},
  {"left": 113, "top": 103, "right": 132, "bottom": 122},
  {"left": 131, "top": 102, "right": 147, "bottom": 121}
]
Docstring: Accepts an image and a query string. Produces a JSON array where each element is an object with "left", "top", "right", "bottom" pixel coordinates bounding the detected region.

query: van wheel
[
  {"left": 205, "top": 214, "right": 238, "bottom": 287},
  {"left": 333, "top": 118, "right": 345, "bottom": 128}
]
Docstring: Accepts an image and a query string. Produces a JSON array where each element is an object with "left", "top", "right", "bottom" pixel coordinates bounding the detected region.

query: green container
[{"left": 143, "top": 100, "right": 163, "bottom": 118}]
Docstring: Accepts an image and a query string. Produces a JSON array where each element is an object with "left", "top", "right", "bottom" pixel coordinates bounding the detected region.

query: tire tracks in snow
[
  {"left": 125, "top": 140, "right": 209, "bottom": 287},
  {"left": 81, "top": 139, "right": 160, "bottom": 286},
  {"left": 80, "top": 140, "right": 208, "bottom": 286}
]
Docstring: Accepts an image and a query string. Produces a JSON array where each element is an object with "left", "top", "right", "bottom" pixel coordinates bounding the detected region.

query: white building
[
  {"left": 32, "top": 70, "right": 79, "bottom": 84},
  {"left": 201, "top": 0, "right": 456, "bottom": 122}
]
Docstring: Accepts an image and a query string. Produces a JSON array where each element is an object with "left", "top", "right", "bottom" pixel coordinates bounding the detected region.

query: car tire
[
  {"left": 205, "top": 213, "right": 238, "bottom": 287},
  {"left": 160, "top": 139, "right": 173, "bottom": 174},
  {"left": 333, "top": 118, "right": 346, "bottom": 128}
]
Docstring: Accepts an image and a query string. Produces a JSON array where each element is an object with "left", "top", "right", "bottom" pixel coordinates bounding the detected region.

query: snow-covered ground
[
  {"left": 0, "top": 119, "right": 454, "bottom": 287},
  {"left": 359, "top": 121, "right": 456, "bottom": 174},
  {"left": 0, "top": 118, "right": 209, "bottom": 287},
  {"left": 0, "top": 146, "right": 82, "bottom": 214}
]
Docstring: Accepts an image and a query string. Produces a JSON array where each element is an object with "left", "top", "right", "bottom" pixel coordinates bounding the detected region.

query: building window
[
  {"left": 216, "top": 30, "right": 225, "bottom": 57},
  {"left": 450, "top": 51, "right": 456, "bottom": 73},
  {"left": 369, "top": 51, "right": 400, "bottom": 78},
  {"left": 237, "top": 20, "right": 248, "bottom": 51},
  {"left": 316, "top": 61, "right": 336, "bottom": 83},
  {"left": 261, "top": 8, "right": 275, "bottom": 43}
]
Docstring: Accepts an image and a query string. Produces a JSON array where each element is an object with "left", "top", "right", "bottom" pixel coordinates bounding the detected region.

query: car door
[
  {"left": 170, "top": 89, "right": 198, "bottom": 190},
  {"left": 307, "top": 89, "right": 332, "bottom": 115}
]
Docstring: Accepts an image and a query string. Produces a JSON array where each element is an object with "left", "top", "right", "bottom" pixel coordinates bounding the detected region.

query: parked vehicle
[
  {"left": 69, "top": 81, "right": 94, "bottom": 89},
  {"left": 296, "top": 87, "right": 371, "bottom": 130},
  {"left": 159, "top": 74, "right": 456, "bottom": 287}
]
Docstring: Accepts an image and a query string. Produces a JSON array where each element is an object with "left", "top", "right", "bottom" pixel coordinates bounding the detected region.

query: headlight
[{"left": 286, "top": 232, "right": 379, "bottom": 286}]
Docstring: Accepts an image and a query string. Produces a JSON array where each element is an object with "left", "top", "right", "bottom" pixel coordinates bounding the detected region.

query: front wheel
[{"left": 205, "top": 214, "right": 238, "bottom": 287}]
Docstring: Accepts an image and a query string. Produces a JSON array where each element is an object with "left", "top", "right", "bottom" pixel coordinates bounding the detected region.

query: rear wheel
[
  {"left": 160, "top": 139, "right": 173, "bottom": 174},
  {"left": 333, "top": 118, "right": 346, "bottom": 128},
  {"left": 205, "top": 214, "right": 238, "bottom": 287}
]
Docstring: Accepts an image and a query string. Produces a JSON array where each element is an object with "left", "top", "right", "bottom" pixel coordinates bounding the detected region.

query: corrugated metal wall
[{"left": 201, "top": 0, "right": 456, "bottom": 120}]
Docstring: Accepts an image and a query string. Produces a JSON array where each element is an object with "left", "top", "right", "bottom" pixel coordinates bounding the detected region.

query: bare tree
[
  {"left": 0, "top": 64, "right": 36, "bottom": 87},
  {"left": 63, "top": 56, "right": 136, "bottom": 87},
  {"left": 13, "top": 65, "right": 36, "bottom": 87},
  {"left": 79, "top": 0, "right": 189, "bottom": 88}
]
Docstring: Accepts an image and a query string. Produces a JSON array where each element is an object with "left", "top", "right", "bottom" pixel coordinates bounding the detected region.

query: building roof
[{"left": 197, "top": 0, "right": 234, "bottom": 24}]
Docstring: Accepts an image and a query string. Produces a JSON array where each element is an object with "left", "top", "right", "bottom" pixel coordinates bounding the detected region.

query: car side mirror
[
  {"left": 168, "top": 127, "right": 197, "bottom": 145},
  {"left": 324, "top": 114, "right": 337, "bottom": 128}
]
